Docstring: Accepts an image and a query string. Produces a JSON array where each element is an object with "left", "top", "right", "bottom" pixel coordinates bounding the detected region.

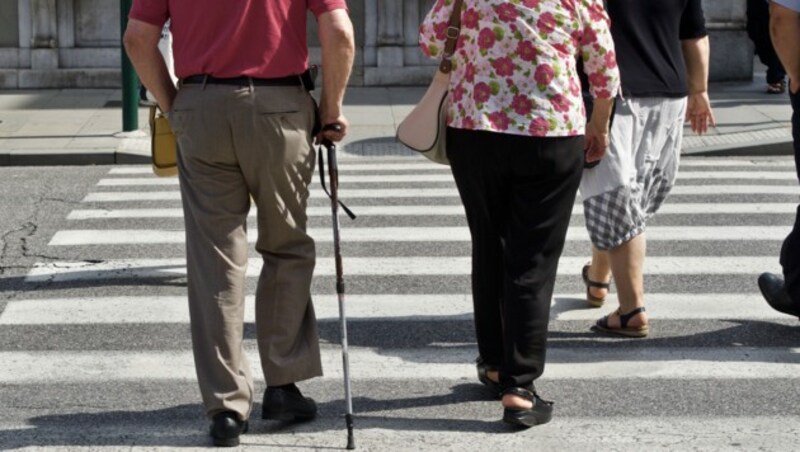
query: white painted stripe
[
  {"left": 109, "top": 163, "right": 448, "bottom": 174},
  {"left": 677, "top": 172, "right": 797, "bottom": 180},
  {"left": 66, "top": 203, "right": 799, "bottom": 220},
  {"left": 628, "top": 185, "right": 800, "bottom": 195},
  {"left": 107, "top": 159, "right": 796, "bottom": 175},
  {"left": 48, "top": 226, "right": 792, "bottom": 246},
  {"left": 97, "top": 178, "right": 175, "bottom": 186},
  {"left": 82, "top": 189, "right": 464, "bottom": 202},
  {"left": 652, "top": 203, "right": 799, "bottom": 214},
  {"left": 0, "top": 293, "right": 780, "bottom": 325},
  {"left": 109, "top": 167, "right": 161, "bottom": 175},
  {"left": 68, "top": 208, "right": 187, "bottom": 219},
  {"left": 82, "top": 185, "right": 800, "bottom": 203},
  {"left": 67, "top": 205, "right": 468, "bottom": 219},
  {"left": 96, "top": 176, "right": 465, "bottom": 186},
  {"left": 1, "top": 348, "right": 798, "bottom": 383},
  {"left": 679, "top": 159, "right": 796, "bottom": 167},
  {"left": 0, "top": 295, "right": 470, "bottom": 324},
  {"left": 97, "top": 172, "right": 798, "bottom": 186},
  {"left": 83, "top": 191, "right": 181, "bottom": 202},
  {"left": 23, "top": 256, "right": 783, "bottom": 283}
]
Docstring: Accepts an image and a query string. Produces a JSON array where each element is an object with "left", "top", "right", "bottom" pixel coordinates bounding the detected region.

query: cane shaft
[{"left": 327, "top": 142, "right": 355, "bottom": 448}]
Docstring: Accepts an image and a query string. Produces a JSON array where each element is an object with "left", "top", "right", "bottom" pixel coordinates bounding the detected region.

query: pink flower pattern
[
  {"left": 473, "top": 82, "right": 492, "bottom": 103},
  {"left": 420, "top": 0, "right": 619, "bottom": 137},
  {"left": 535, "top": 64, "right": 555, "bottom": 87}
]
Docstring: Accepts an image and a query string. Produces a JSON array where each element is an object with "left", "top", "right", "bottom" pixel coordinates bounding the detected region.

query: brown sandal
[
  {"left": 592, "top": 307, "right": 649, "bottom": 338},
  {"left": 767, "top": 81, "right": 786, "bottom": 95},
  {"left": 582, "top": 264, "right": 610, "bottom": 308}
]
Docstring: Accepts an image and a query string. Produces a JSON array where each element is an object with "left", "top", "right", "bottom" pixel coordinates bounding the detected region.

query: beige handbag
[
  {"left": 149, "top": 105, "right": 178, "bottom": 177},
  {"left": 396, "top": 0, "right": 463, "bottom": 166}
]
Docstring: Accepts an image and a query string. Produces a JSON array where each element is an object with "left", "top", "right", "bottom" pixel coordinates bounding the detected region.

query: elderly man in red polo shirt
[{"left": 124, "top": 0, "right": 354, "bottom": 447}]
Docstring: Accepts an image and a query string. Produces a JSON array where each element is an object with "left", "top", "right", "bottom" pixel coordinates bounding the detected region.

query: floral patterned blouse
[{"left": 419, "top": 0, "right": 620, "bottom": 137}]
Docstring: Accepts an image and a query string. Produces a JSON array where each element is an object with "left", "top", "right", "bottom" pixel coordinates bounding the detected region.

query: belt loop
[
  {"left": 248, "top": 77, "right": 254, "bottom": 93},
  {"left": 201, "top": 74, "right": 208, "bottom": 90}
]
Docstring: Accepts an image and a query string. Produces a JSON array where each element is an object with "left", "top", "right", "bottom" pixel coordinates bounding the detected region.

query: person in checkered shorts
[{"left": 579, "top": 0, "right": 715, "bottom": 338}]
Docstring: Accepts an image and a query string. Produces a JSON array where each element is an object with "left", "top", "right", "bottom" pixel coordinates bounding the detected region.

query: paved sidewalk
[{"left": 0, "top": 68, "right": 793, "bottom": 166}]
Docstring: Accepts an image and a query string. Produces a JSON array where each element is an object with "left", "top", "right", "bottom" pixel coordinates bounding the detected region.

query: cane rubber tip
[{"left": 346, "top": 415, "right": 355, "bottom": 449}]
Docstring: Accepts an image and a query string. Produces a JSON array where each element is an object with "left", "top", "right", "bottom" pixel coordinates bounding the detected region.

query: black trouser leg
[
  {"left": 747, "top": 0, "right": 787, "bottom": 84},
  {"left": 781, "top": 88, "right": 800, "bottom": 302},
  {"left": 500, "top": 136, "right": 583, "bottom": 387},
  {"left": 447, "top": 128, "right": 583, "bottom": 387},
  {"left": 448, "top": 128, "right": 507, "bottom": 369}
]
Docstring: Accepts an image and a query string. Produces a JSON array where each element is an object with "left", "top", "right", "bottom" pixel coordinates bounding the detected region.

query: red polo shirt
[{"left": 129, "top": 0, "right": 348, "bottom": 79}]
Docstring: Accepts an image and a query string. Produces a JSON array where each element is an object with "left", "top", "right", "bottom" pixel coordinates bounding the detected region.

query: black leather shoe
[
  {"left": 501, "top": 386, "right": 554, "bottom": 428},
  {"left": 262, "top": 385, "right": 318, "bottom": 422},
  {"left": 209, "top": 411, "right": 248, "bottom": 447},
  {"left": 758, "top": 272, "right": 800, "bottom": 318}
]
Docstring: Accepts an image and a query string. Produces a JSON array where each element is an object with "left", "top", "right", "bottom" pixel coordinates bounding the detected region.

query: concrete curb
[
  {"left": 0, "top": 133, "right": 151, "bottom": 166},
  {"left": 0, "top": 133, "right": 794, "bottom": 166},
  {"left": 682, "top": 137, "right": 795, "bottom": 157}
]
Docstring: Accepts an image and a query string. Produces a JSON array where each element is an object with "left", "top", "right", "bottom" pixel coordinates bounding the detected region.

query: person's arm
[
  {"left": 580, "top": 0, "right": 621, "bottom": 163},
  {"left": 770, "top": 2, "right": 800, "bottom": 93},
  {"left": 123, "top": 19, "right": 176, "bottom": 113},
  {"left": 681, "top": 36, "right": 715, "bottom": 134},
  {"left": 316, "top": 9, "right": 355, "bottom": 143},
  {"left": 585, "top": 98, "right": 615, "bottom": 163}
]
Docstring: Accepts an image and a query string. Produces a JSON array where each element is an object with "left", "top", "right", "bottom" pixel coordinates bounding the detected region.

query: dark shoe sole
[
  {"left": 503, "top": 408, "right": 553, "bottom": 428},
  {"left": 262, "top": 409, "right": 316, "bottom": 422},
  {"left": 211, "top": 420, "right": 248, "bottom": 447},
  {"left": 591, "top": 323, "right": 649, "bottom": 338},
  {"left": 212, "top": 436, "right": 240, "bottom": 447}
]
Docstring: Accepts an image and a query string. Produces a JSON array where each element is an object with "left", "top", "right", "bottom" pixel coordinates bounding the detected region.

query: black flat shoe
[
  {"left": 210, "top": 411, "right": 248, "bottom": 447},
  {"left": 475, "top": 357, "right": 502, "bottom": 399},
  {"left": 262, "top": 384, "right": 318, "bottom": 422},
  {"left": 502, "top": 386, "right": 554, "bottom": 428},
  {"left": 758, "top": 272, "right": 800, "bottom": 318}
]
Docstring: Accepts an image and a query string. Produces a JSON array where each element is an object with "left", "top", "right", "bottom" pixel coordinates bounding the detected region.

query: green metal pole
[{"left": 120, "top": 0, "right": 138, "bottom": 131}]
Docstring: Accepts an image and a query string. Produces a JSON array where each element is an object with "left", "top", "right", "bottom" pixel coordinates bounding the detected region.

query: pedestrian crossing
[
  {"left": 1, "top": 155, "right": 800, "bottom": 450},
  {"left": 46, "top": 226, "right": 794, "bottom": 244}
]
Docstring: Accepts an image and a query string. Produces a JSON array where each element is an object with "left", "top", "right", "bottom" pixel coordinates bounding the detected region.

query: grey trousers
[{"left": 169, "top": 82, "right": 323, "bottom": 420}]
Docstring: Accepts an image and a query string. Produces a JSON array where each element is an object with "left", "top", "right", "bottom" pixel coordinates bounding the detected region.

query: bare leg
[
  {"left": 604, "top": 233, "right": 649, "bottom": 328},
  {"left": 588, "top": 246, "right": 612, "bottom": 300},
  {"left": 503, "top": 391, "right": 531, "bottom": 409}
]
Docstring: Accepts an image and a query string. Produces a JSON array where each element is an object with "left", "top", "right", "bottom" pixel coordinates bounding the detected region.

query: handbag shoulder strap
[{"left": 439, "top": 0, "right": 464, "bottom": 74}]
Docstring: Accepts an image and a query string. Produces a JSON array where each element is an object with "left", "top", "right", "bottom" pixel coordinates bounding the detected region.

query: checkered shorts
[{"left": 580, "top": 97, "right": 687, "bottom": 250}]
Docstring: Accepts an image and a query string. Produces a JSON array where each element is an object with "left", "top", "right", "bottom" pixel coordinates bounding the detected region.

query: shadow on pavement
[{"left": 0, "top": 383, "right": 512, "bottom": 449}]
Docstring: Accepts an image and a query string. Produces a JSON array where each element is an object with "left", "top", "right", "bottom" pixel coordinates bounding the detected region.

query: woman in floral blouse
[{"left": 419, "top": 0, "right": 619, "bottom": 428}]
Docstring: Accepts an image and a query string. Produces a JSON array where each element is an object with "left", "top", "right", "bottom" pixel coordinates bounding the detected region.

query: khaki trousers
[{"left": 169, "top": 83, "right": 323, "bottom": 420}]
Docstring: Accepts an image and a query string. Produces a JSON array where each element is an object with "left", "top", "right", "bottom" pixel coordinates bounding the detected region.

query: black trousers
[
  {"left": 447, "top": 127, "right": 583, "bottom": 388},
  {"left": 747, "top": 0, "right": 787, "bottom": 84},
  {"left": 782, "top": 88, "right": 800, "bottom": 302}
]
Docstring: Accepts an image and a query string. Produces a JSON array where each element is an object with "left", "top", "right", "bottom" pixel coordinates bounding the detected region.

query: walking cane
[{"left": 318, "top": 124, "right": 357, "bottom": 449}]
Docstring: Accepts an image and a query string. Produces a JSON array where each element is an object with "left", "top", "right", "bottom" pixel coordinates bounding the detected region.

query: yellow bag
[{"left": 149, "top": 105, "right": 178, "bottom": 177}]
